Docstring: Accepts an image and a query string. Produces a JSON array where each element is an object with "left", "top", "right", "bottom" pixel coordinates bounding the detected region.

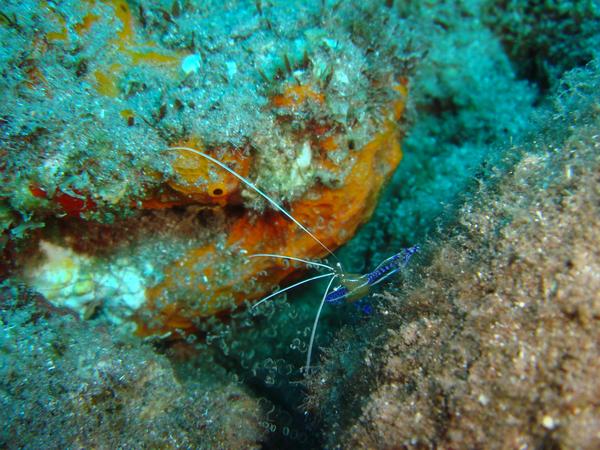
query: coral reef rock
[{"left": 309, "top": 57, "right": 600, "bottom": 450}]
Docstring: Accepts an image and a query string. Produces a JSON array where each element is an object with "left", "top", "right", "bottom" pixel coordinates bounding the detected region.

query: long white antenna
[
  {"left": 252, "top": 273, "right": 335, "bottom": 308},
  {"left": 248, "top": 253, "right": 335, "bottom": 271},
  {"left": 168, "top": 146, "right": 337, "bottom": 259},
  {"left": 305, "top": 274, "right": 337, "bottom": 373}
]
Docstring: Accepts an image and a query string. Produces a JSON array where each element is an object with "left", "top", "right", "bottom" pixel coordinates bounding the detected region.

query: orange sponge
[
  {"left": 137, "top": 83, "right": 407, "bottom": 336},
  {"left": 167, "top": 140, "right": 251, "bottom": 206}
]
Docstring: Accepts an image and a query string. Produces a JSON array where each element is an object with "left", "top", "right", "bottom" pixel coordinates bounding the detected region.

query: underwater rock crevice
[{"left": 310, "top": 57, "right": 600, "bottom": 448}]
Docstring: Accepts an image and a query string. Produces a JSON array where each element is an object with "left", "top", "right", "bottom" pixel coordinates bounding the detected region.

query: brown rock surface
[{"left": 310, "top": 64, "right": 600, "bottom": 449}]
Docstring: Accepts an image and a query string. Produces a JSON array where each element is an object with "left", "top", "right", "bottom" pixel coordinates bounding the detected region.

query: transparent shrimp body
[
  {"left": 325, "top": 245, "right": 420, "bottom": 305},
  {"left": 250, "top": 245, "right": 419, "bottom": 372}
]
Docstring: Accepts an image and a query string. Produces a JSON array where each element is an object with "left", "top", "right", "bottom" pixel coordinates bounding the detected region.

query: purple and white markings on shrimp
[{"left": 325, "top": 245, "right": 420, "bottom": 305}]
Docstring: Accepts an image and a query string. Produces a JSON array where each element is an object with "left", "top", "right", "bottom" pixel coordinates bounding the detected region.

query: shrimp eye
[{"left": 212, "top": 188, "right": 224, "bottom": 196}]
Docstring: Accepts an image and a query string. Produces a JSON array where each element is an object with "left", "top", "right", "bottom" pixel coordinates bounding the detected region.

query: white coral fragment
[{"left": 26, "top": 241, "right": 148, "bottom": 326}]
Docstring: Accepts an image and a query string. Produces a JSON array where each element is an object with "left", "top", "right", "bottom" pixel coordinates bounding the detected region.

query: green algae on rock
[{"left": 0, "top": 281, "right": 266, "bottom": 448}]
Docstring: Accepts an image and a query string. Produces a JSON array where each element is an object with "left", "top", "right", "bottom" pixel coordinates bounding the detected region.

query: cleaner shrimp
[{"left": 169, "top": 146, "right": 418, "bottom": 372}]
